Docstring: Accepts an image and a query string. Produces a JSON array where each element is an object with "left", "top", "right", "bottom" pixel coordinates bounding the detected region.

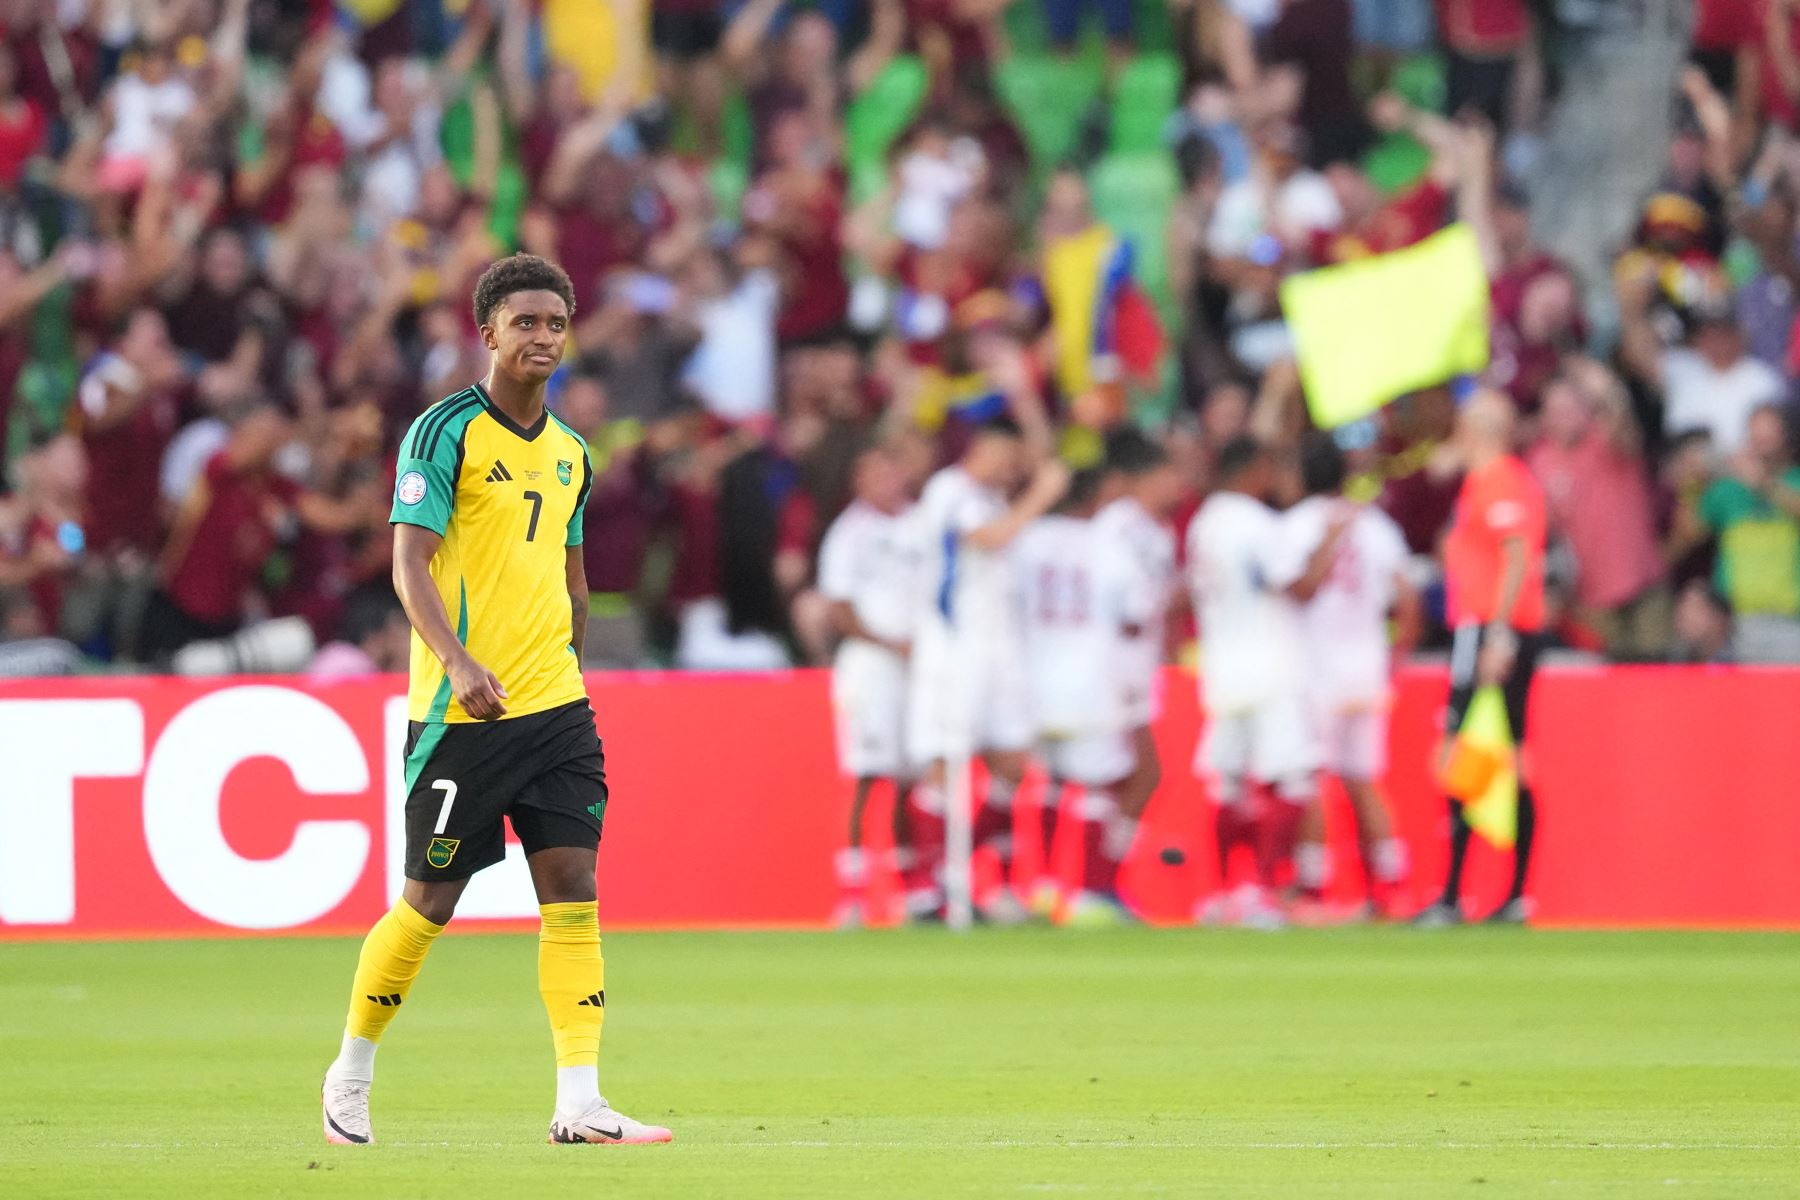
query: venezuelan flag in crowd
[{"left": 1043, "top": 227, "right": 1164, "bottom": 400}]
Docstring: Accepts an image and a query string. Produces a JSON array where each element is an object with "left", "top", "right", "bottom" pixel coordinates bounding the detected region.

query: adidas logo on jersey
[{"left": 486, "top": 460, "right": 514, "bottom": 483}]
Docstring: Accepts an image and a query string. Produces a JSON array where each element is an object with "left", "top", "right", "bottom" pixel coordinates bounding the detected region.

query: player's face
[
  {"left": 484, "top": 290, "right": 570, "bottom": 384},
  {"left": 1138, "top": 463, "right": 1185, "bottom": 517},
  {"left": 859, "top": 454, "right": 906, "bottom": 512}
]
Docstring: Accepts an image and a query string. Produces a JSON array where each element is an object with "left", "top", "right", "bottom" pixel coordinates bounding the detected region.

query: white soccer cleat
[
  {"left": 1064, "top": 891, "right": 1130, "bottom": 928},
  {"left": 322, "top": 1077, "right": 373, "bottom": 1145},
  {"left": 1193, "top": 891, "right": 1236, "bottom": 925},
  {"left": 1234, "top": 883, "right": 1286, "bottom": 931},
  {"left": 548, "top": 1099, "right": 674, "bottom": 1145},
  {"left": 975, "top": 887, "right": 1031, "bottom": 926}
]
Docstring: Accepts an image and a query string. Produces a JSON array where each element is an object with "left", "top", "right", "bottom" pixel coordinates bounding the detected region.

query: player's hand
[
  {"left": 1476, "top": 627, "right": 1516, "bottom": 687},
  {"left": 448, "top": 653, "right": 508, "bottom": 720},
  {"left": 885, "top": 638, "right": 912, "bottom": 660},
  {"left": 1027, "top": 458, "right": 1072, "bottom": 504}
]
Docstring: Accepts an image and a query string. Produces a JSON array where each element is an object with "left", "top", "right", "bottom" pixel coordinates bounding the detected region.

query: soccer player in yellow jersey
[{"left": 321, "top": 254, "right": 672, "bottom": 1146}]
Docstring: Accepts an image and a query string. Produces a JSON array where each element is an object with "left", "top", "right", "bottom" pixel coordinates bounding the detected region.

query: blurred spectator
[
  {"left": 651, "top": 0, "right": 729, "bottom": 157},
  {"left": 1527, "top": 362, "right": 1670, "bottom": 659},
  {"left": 1675, "top": 404, "right": 1800, "bottom": 663},
  {"left": 1261, "top": 0, "right": 1365, "bottom": 167},
  {"left": 308, "top": 588, "right": 410, "bottom": 681},
  {"left": 0, "top": 438, "right": 83, "bottom": 639},
  {"left": 95, "top": 39, "right": 196, "bottom": 193},
  {"left": 1670, "top": 579, "right": 1736, "bottom": 664},
  {"left": 680, "top": 237, "right": 782, "bottom": 429},
  {"left": 1620, "top": 281, "right": 1786, "bottom": 458},
  {"left": 1435, "top": 0, "right": 1531, "bottom": 132}
]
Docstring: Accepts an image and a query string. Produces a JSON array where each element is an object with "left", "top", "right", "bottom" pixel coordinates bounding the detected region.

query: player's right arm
[
  {"left": 392, "top": 524, "right": 508, "bottom": 720},
  {"left": 391, "top": 404, "right": 507, "bottom": 720},
  {"left": 963, "top": 460, "right": 1071, "bottom": 552}
]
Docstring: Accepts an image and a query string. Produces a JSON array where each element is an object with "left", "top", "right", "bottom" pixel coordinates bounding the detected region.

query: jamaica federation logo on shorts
[
  {"left": 426, "top": 837, "right": 461, "bottom": 868},
  {"left": 557, "top": 459, "right": 574, "bottom": 485}
]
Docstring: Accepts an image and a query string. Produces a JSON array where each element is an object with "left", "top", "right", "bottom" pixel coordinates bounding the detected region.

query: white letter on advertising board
[
  {"left": 0, "top": 700, "right": 145, "bottom": 924},
  {"left": 143, "top": 686, "right": 370, "bottom": 929}
]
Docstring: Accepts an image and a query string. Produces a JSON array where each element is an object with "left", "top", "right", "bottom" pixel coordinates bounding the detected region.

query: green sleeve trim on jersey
[
  {"left": 546, "top": 413, "right": 595, "bottom": 548},
  {"left": 567, "top": 446, "right": 594, "bottom": 548},
  {"left": 403, "top": 723, "right": 448, "bottom": 793},
  {"left": 392, "top": 395, "right": 482, "bottom": 536},
  {"left": 424, "top": 578, "right": 470, "bottom": 723}
]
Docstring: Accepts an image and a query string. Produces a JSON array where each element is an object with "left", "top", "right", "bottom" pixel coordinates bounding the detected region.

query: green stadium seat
[
  {"left": 709, "top": 158, "right": 747, "bottom": 221},
  {"left": 1089, "top": 152, "right": 1180, "bottom": 312},
  {"left": 845, "top": 56, "right": 928, "bottom": 193},
  {"left": 1108, "top": 55, "right": 1179, "bottom": 156},
  {"left": 722, "top": 92, "right": 754, "bottom": 173},
  {"left": 997, "top": 54, "right": 1106, "bottom": 173},
  {"left": 1392, "top": 53, "right": 1445, "bottom": 113},
  {"left": 1362, "top": 132, "right": 1430, "bottom": 195}
]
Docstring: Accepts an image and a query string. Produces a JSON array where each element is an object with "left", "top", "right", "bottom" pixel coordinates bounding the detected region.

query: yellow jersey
[{"left": 391, "top": 383, "right": 594, "bottom": 723}]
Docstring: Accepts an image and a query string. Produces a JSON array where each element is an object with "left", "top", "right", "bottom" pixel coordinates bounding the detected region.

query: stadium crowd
[{"left": 0, "top": 0, "right": 1797, "bottom": 679}]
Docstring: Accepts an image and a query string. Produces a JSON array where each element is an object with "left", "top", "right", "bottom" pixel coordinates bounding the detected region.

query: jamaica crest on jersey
[{"left": 556, "top": 459, "right": 574, "bottom": 486}]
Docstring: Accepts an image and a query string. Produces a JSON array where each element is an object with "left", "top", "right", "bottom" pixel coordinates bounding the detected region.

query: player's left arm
[{"left": 566, "top": 545, "right": 588, "bottom": 660}]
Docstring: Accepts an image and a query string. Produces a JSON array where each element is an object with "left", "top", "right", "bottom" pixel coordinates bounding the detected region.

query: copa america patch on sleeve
[{"left": 397, "top": 471, "right": 428, "bottom": 505}]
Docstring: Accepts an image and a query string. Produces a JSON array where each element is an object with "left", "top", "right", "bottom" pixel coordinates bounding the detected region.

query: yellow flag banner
[
  {"left": 1279, "top": 224, "right": 1491, "bottom": 429},
  {"left": 1437, "top": 684, "right": 1517, "bottom": 850}
]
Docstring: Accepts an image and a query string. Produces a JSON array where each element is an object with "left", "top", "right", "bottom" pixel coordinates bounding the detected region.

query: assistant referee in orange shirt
[{"left": 1417, "top": 389, "right": 1549, "bottom": 927}]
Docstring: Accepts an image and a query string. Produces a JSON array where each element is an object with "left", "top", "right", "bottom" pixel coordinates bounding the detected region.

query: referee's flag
[
  {"left": 1438, "top": 685, "right": 1517, "bottom": 850},
  {"left": 1279, "top": 224, "right": 1491, "bottom": 429}
]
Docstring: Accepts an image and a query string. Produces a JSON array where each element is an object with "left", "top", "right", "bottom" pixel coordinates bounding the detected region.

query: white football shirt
[
  {"left": 1014, "top": 515, "right": 1126, "bottom": 735},
  {"left": 1091, "top": 495, "right": 1177, "bottom": 718},
  {"left": 1279, "top": 496, "right": 1409, "bottom": 708},
  {"left": 910, "top": 466, "right": 1019, "bottom": 641},
  {"left": 817, "top": 500, "right": 922, "bottom": 646},
  {"left": 1185, "top": 490, "right": 1305, "bottom": 713}
]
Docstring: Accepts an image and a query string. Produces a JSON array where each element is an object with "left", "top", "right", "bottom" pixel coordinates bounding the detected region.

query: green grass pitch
[{"left": 3, "top": 927, "right": 1797, "bottom": 1197}]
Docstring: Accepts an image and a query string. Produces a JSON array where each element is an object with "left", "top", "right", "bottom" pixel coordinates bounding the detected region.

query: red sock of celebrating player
[
  {"left": 904, "top": 785, "right": 947, "bottom": 918},
  {"left": 1038, "top": 792, "right": 1061, "bottom": 871},
  {"left": 1077, "top": 790, "right": 1117, "bottom": 896},
  {"left": 974, "top": 777, "right": 1018, "bottom": 868},
  {"left": 1214, "top": 801, "right": 1259, "bottom": 886},
  {"left": 1255, "top": 794, "right": 1307, "bottom": 891}
]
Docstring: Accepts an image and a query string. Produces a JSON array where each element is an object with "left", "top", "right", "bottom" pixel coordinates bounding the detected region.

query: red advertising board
[{"left": 1, "top": 666, "right": 1796, "bottom": 938}]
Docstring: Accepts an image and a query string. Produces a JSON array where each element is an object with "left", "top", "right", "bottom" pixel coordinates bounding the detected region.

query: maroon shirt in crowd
[
  {"left": 767, "top": 178, "right": 850, "bottom": 342},
  {"left": 166, "top": 452, "right": 298, "bottom": 625},
  {"left": 1262, "top": 0, "right": 1360, "bottom": 157},
  {"left": 81, "top": 384, "right": 181, "bottom": 556}
]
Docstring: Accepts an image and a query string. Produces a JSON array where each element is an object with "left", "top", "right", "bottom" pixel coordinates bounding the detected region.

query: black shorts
[
  {"left": 651, "top": 9, "right": 723, "bottom": 61},
  {"left": 402, "top": 699, "right": 608, "bottom": 882},
  {"left": 1445, "top": 623, "right": 1543, "bottom": 742}
]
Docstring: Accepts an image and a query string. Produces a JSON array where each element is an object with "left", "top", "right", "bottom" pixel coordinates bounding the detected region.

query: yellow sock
[
  {"left": 344, "top": 898, "right": 443, "bottom": 1043},
  {"left": 539, "top": 902, "right": 604, "bottom": 1068}
]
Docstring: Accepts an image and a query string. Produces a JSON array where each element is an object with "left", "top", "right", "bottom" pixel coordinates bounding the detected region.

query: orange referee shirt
[{"left": 1444, "top": 455, "right": 1547, "bottom": 632}]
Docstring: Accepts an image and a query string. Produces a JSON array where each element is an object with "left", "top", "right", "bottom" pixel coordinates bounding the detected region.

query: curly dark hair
[{"left": 471, "top": 254, "right": 577, "bottom": 329}]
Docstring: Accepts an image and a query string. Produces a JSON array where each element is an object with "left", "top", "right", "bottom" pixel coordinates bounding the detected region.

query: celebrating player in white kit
[
  {"left": 1084, "top": 430, "right": 1185, "bottom": 911},
  {"left": 908, "top": 417, "right": 1069, "bottom": 922},
  {"left": 817, "top": 445, "right": 924, "bottom": 926},
  {"left": 1185, "top": 436, "right": 1346, "bottom": 927},
  {"left": 1014, "top": 470, "right": 1137, "bottom": 924},
  {"left": 1280, "top": 433, "right": 1420, "bottom": 915}
]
